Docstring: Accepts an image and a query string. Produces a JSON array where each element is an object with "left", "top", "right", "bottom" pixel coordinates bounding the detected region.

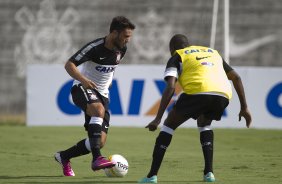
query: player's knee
[
  {"left": 100, "top": 140, "right": 106, "bottom": 148},
  {"left": 87, "top": 104, "right": 105, "bottom": 117},
  {"left": 161, "top": 125, "right": 174, "bottom": 135},
  {"left": 198, "top": 125, "right": 212, "bottom": 132},
  {"left": 197, "top": 115, "right": 212, "bottom": 127}
]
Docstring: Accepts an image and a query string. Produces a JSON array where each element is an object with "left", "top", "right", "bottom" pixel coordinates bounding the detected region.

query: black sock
[
  {"left": 60, "top": 139, "right": 90, "bottom": 160},
  {"left": 147, "top": 131, "right": 172, "bottom": 178},
  {"left": 88, "top": 123, "right": 102, "bottom": 160},
  {"left": 200, "top": 130, "right": 214, "bottom": 175}
]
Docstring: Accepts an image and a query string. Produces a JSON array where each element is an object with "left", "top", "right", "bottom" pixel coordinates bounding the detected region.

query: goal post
[
  {"left": 224, "top": 0, "right": 230, "bottom": 64},
  {"left": 210, "top": 0, "right": 230, "bottom": 64}
]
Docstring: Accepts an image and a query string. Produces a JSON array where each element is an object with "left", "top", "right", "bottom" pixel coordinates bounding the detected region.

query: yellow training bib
[{"left": 176, "top": 46, "right": 232, "bottom": 99}]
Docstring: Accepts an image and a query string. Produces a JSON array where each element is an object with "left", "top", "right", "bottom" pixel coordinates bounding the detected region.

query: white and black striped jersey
[{"left": 69, "top": 37, "right": 126, "bottom": 98}]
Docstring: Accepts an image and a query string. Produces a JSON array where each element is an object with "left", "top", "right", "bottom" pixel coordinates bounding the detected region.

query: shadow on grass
[
  {"left": 155, "top": 181, "right": 203, "bottom": 183},
  {"left": 0, "top": 175, "right": 61, "bottom": 179},
  {"left": 0, "top": 175, "right": 133, "bottom": 183},
  {"left": 0, "top": 175, "right": 203, "bottom": 183}
]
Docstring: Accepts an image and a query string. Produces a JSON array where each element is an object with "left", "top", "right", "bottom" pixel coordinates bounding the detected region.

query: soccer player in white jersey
[
  {"left": 138, "top": 34, "right": 252, "bottom": 183},
  {"left": 54, "top": 16, "right": 135, "bottom": 176}
]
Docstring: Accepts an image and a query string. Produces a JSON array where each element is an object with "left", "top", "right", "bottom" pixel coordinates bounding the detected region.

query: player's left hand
[
  {"left": 239, "top": 108, "right": 252, "bottom": 128},
  {"left": 145, "top": 119, "right": 161, "bottom": 131}
]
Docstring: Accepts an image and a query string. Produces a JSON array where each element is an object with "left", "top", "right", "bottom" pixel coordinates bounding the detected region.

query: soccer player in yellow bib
[{"left": 138, "top": 34, "right": 252, "bottom": 183}]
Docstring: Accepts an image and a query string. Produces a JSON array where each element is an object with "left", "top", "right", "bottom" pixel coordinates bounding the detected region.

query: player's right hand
[
  {"left": 145, "top": 119, "right": 161, "bottom": 131},
  {"left": 81, "top": 79, "right": 97, "bottom": 90}
]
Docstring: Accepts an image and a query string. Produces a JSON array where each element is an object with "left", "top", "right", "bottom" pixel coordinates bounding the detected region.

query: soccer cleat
[
  {"left": 54, "top": 152, "right": 75, "bottom": 176},
  {"left": 91, "top": 156, "right": 115, "bottom": 171},
  {"left": 138, "top": 175, "right": 158, "bottom": 183},
  {"left": 203, "top": 172, "right": 215, "bottom": 182}
]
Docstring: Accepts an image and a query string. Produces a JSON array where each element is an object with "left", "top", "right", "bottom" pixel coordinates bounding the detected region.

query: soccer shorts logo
[{"left": 90, "top": 94, "right": 98, "bottom": 100}]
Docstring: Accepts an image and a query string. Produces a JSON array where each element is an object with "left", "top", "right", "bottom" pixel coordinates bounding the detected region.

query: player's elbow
[
  {"left": 232, "top": 74, "right": 242, "bottom": 83},
  {"left": 64, "top": 61, "right": 70, "bottom": 70},
  {"left": 65, "top": 60, "right": 74, "bottom": 72}
]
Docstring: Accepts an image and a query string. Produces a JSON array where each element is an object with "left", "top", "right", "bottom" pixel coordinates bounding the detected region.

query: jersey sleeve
[
  {"left": 222, "top": 58, "right": 234, "bottom": 73},
  {"left": 69, "top": 42, "right": 96, "bottom": 66},
  {"left": 164, "top": 54, "right": 181, "bottom": 81}
]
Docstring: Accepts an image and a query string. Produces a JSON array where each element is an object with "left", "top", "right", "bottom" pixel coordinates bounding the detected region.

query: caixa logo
[
  {"left": 57, "top": 79, "right": 171, "bottom": 115},
  {"left": 57, "top": 79, "right": 183, "bottom": 116},
  {"left": 57, "top": 80, "right": 282, "bottom": 118},
  {"left": 57, "top": 80, "right": 80, "bottom": 115}
]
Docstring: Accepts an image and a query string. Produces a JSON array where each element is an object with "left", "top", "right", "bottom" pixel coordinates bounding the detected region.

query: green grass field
[{"left": 0, "top": 125, "right": 281, "bottom": 184}]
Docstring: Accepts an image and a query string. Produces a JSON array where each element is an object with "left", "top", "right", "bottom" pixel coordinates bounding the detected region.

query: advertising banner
[{"left": 27, "top": 65, "right": 282, "bottom": 129}]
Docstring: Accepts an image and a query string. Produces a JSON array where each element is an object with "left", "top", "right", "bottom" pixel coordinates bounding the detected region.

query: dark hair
[
  {"left": 169, "top": 34, "right": 190, "bottom": 54},
  {"left": 109, "top": 16, "right": 135, "bottom": 33}
]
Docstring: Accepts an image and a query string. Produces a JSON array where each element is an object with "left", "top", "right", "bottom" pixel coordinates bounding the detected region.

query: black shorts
[
  {"left": 71, "top": 84, "right": 110, "bottom": 133},
  {"left": 174, "top": 93, "right": 229, "bottom": 121}
]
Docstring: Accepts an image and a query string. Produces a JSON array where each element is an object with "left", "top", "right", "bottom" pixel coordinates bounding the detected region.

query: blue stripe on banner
[{"left": 128, "top": 80, "right": 144, "bottom": 115}]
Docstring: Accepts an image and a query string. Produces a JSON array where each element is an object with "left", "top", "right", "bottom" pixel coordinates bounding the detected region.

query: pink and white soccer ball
[{"left": 104, "top": 154, "right": 129, "bottom": 177}]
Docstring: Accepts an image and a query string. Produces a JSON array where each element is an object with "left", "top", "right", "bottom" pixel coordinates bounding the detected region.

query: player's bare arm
[
  {"left": 146, "top": 76, "right": 177, "bottom": 131},
  {"left": 227, "top": 70, "right": 252, "bottom": 128},
  {"left": 65, "top": 60, "right": 97, "bottom": 89}
]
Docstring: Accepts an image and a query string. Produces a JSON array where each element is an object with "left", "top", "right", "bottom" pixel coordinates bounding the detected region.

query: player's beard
[{"left": 113, "top": 34, "right": 125, "bottom": 50}]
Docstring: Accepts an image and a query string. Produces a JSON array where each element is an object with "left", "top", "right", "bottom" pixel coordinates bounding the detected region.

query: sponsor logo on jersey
[
  {"left": 184, "top": 49, "right": 214, "bottom": 54},
  {"left": 201, "top": 62, "right": 214, "bottom": 66},
  {"left": 196, "top": 56, "right": 211, "bottom": 60},
  {"left": 95, "top": 66, "right": 116, "bottom": 73}
]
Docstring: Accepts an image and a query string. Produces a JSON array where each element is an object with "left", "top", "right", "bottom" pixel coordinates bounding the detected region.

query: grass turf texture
[{"left": 0, "top": 126, "right": 281, "bottom": 184}]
